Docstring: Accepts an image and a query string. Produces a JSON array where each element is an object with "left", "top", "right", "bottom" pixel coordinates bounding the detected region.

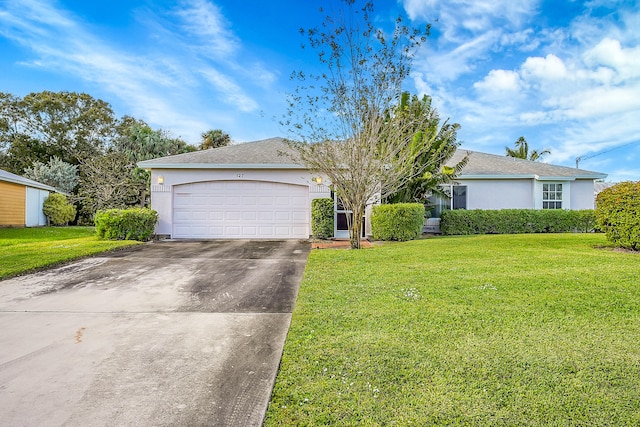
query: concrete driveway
[{"left": 0, "top": 240, "right": 310, "bottom": 426}]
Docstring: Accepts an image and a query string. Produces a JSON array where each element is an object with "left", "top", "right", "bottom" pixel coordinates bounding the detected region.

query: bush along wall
[
  {"left": 596, "top": 181, "right": 640, "bottom": 250},
  {"left": 43, "top": 193, "right": 76, "bottom": 226},
  {"left": 94, "top": 208, "right": 158, "bottom": 241},
  {"left": 440, "top": 209, "right": 597, "bottom": 235},
  {"left": 371, "top": 203, "right": 425, "bottom": 241},
  {"left": 311, "top": 198, "right": 334, "bottom": 239}
]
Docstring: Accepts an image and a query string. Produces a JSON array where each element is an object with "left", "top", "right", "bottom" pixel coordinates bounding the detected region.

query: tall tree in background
[
  {"left": 285, "top": 1, "right": 432, "bottom": 248},
  {"left": 385, "top": 92, "right": 467, "bottom": 203},
  {"left": 200, "top": 129, "right": 231, "bottom": 150},
  {"left": 0, "top": 91, "right": 115, "bottom": 173},
  {"left": 110, "top": 122, "right": 196, "bottom": 208},
  {"left": 505, "top": 136, "right": 550, "bottom": 161},
  {"left": 23, "top": 156, "right": 78, "bottom": 194},
  {"left": 77, "top": 152, "right": 141, "bottom": 217}
]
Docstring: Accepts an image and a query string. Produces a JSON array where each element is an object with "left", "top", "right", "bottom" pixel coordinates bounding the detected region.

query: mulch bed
[{"left": 311, "top": 239, "right": 373, "bottom": 249}]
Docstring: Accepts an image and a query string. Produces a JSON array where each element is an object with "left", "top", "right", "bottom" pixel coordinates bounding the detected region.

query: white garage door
[{"left": 172, "top": 181, "right": 309, "bottom": 239}]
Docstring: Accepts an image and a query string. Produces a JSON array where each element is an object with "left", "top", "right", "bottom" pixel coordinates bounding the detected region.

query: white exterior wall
[
  {"left": 149, "top": 168, "right": 330, "bottom": 236},
  {"left": 25, "top": 187, "right": 49, "bottom": 226},
  {"left": 457, "top": 178, "right": 595, "bottom": 211},
  {"left": 458, "top": 179, "right": 535, "bottom": 210},
  {"left": 570, "top": 179, "right": 596, "bottom": 209}
]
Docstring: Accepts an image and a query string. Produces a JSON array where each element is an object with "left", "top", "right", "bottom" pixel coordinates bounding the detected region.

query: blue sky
[{"left": 1, "top": 0, "right": 638, "bottom": 181}]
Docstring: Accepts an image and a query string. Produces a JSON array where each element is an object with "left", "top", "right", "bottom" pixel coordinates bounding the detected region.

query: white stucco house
[{"left": 137, "top": 137, "right": 607, "bottom": 239}]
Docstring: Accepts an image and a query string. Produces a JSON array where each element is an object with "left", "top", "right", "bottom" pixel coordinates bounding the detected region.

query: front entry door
[
  {"left": 334, "top": 192, "right": 350, "bottom": 238},
  {"left": 333, "top": 192, "right": 364, "bottom": 238}
]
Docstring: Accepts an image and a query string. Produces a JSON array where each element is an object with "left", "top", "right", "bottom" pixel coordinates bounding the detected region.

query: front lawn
[
  {"left": 265, "top": 233, "right": 640, "bottom": 426},
  {"left": 0, "top": 227, "right": 141, "bottom": 279}
]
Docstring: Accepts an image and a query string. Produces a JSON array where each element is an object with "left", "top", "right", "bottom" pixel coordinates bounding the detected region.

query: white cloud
[
  {"left": 172, "top": 0, "right": 239, "bottom": 58},
  {"left": 474, "top": 69, "right": 521, "bottom": 93},
  {"left": 199, "top": 68, "right": 258, "bottom": 112},
  {"left": 521, "top": 54, "right": 568, "bottom": 81},
  {"left": 403, "top": 0, "right": 538, "bottom": 42},
  {"left": 0, "top": 0, "right": 272, "bottom": 143},
  {"left": 583, "top": 38, "right": 640, "bottom": 82}
]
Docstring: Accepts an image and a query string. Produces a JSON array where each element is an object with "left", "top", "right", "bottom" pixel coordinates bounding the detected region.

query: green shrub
[
  {"left": 596, "top": 181, "right": 640, "bottom": 250},
  {"left": 371, "top": 203, "right": 425, "bottom": 241},
  {"left": 311, "top": 198, "right": 334, "bottom": 239},
  {"left": 94, "top": 208, "right": 158, "bottom": 241},
  {"left": 441, "top": 209, "right": 597, "bottom": 235},
  {"left": 43, "top": 193, "right": 76, "bottom": 225}
]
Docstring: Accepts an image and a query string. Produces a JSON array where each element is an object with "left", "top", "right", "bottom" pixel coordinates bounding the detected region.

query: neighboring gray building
[{"left": 139, "top": 138, "right": 608, "bottom": 239}]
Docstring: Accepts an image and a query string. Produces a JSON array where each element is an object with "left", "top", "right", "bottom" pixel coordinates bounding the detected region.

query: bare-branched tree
[{"left": 284, "top": 1, "right": 437, "bottom": 248}]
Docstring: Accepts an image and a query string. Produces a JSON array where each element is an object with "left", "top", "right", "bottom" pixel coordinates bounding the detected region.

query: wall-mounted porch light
[
  {"left": 158, "top": 175, "right": 164, "bottom": 185},
  {"left": 312, "top": 176, "right": 323, "bottom": 184}
]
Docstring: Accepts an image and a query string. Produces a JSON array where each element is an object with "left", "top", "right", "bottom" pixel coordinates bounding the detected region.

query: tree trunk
[{"left": 349, "top": 206, "right": 364, "bottom": 249}]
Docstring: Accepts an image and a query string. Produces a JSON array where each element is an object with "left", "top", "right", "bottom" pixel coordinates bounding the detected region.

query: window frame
[{"left": 542, "top": 183, "right": 563, "bottom": 209}]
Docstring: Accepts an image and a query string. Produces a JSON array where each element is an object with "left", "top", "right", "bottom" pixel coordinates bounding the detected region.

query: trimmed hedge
[
  {"left": 94, "top": 208, "right": 158, "bottom": 241},
  {"left": 596, "top": 181, "right": 640, "bottom": 250},
  {"left": 440, "top": 209, "right": 597, "bottom": 235},
  {"left": 43, "top": 193, "right": 76, "bottom": 225},
  {"left": 311, "top": 198, "right": 334, "bottom": 239},
  {"left": 371, "top": 203, "right": 425, "bottom": 241}
]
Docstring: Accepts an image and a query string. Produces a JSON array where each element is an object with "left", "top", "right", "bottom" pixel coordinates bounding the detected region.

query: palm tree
[
  {"left": 505, "top": 136, "right": 550, "bottom": 161},
  {"left": 200, "top": 129, "right": 231, "bottom": 150},
  {"left": 385, "top": 92, "right": 468, "bottom": 203}
]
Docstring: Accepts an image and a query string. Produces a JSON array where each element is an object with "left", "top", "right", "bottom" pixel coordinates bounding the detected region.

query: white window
[{"left": 543, "top": 183, "right": 563, "bottom": 209}]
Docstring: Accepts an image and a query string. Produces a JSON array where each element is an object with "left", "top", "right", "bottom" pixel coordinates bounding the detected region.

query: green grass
[
  {"left": 0, "top": 226, "right": 141, "bottom": 279},
  {"left": 265, "top": 234, "right": 640, "bottom": 426}
]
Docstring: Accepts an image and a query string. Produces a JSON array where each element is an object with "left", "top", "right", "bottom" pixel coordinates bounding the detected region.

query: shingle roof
[
  {"left": 137, "top": 137, "right": 301, "bottom": 169},
  {"left": 448, "top": 149, "right": 607, "bottom": 179},
  {"left": 0, "top": 168, "right": 57, "bottom": 191},
  {"left": 137, "top": 137, "right": 607, "bottom": 180}
]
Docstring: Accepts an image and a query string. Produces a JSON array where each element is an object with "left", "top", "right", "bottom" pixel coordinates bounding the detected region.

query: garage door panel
[
  {"left": 274, "top": 226, "right": 292, "bottom": 236},
  {"left": 174, "top": 194, "right": 191, "bottom": 206},
  {"left": 259, "top": 196, "right": 274, "bottom": 206},
  {"left": 259, "top": 211, "right": 274, "bottom": 221},
  {"left": 292, "top": 211, "right": 307, "bottom": 221},
  {"left": 208, "top": 211, "right": 224, "bottom": 221},
  {"left": 225, "top": 226, "right": 241, "bottom": 236},
  {"left": 242, "top": 226, "right": 257, "bottom": 236},
  {"left": 191, "top": 195, "right": 207, "bottom": 205},
  {"left": 242, "top": 211, "right": 257, "bottom": 221},
  {"left": 274, "top": 211, "right": 290, "bottom": 221},
  {"left": 173, "top": 181, "right": 309, "bottom": 239},
  {"left": 225, "top": 211, "right": 241, "bottom": 221}
]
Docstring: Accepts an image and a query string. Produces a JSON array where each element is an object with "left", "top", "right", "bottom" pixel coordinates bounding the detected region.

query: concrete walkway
[{"left": 0, "top": 240, "right": 309, "bottom": 426}]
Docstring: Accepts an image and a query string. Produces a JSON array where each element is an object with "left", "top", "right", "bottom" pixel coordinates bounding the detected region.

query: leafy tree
[
  {"left": 200, "top": 129, "right": 231, "bottom": 150},
  {"left": 505, "top": 136, "right": 550, "bottom": 161},
  {"left": 43, "top": 193, "right": 76, "bottom": 225},
  {"left": 77, "top": 152, "right": 142, "bottom": 219},
  {"left": 385, "top": 93, "right": 467, "bottom": 204},
  {"left": 0, "top": 91, "right": 116, "bottom": 173},
  {"left": 114, "top": 122, "right": 196, "bottom": 162},
  {"left": 111, "top": 122, "right": 197, "bottom": 208},
  {"left": 285, "top": 1, "right": 431, "bottom": 248},
  {"left": 23, "top": 156, "right": 78, "bottom": 194}
]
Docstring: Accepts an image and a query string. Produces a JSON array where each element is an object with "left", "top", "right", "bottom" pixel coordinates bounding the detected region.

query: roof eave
[
  {"left": 0, "top": 176, "right": 57, "bottom": 191},
  {"left": 136, "top": 162, "right": 306, "bottom": 170},
  {"left": 458, "top": 173, "right": 607, "bottom": 180}
]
